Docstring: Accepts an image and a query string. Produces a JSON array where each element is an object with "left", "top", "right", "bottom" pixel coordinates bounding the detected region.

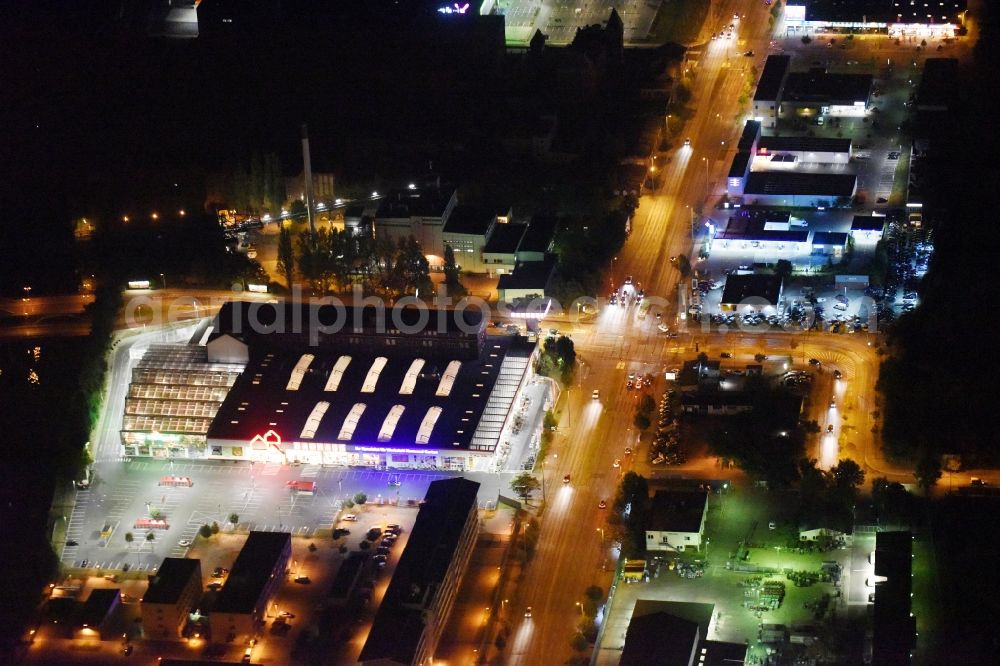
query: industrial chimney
[{"left": 301, "top": 123, "right": 316, "bottom": 234}]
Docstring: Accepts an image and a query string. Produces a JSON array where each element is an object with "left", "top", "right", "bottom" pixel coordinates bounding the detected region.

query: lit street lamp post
[{"left": 160, "top": 273, "right": 166, "bottom": 290}]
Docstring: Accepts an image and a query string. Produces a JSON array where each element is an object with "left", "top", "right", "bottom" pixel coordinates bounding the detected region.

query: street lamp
[
  {"left": 22, "top": 285, "right": 31, "bottom": 300},
  {"left": 160, "top": 273, "right": 166, "bottom": 290}
]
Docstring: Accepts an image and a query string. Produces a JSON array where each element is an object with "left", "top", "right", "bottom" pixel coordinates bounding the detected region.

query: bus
[
  {"left": 287, "top": 480, "right": 316, "bottom": 495},
  {"left": 159, "top": 476, "right": 194, "bottom": 487},
  {"left": 134, "top": 518, "right": 169, "bottom": 529}
]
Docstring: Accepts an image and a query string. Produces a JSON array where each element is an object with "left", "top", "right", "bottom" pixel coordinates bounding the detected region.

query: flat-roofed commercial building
[
  {"left": 850, "top": 215, "right": 886, "bottom": 243},
  {"left": 359, "top": 478, "right": 480, "bottom": 665},
  {"left": 781, "top": 69, "right": 873, "bottom": 118},
  {"left": 209, "top": 531, "right": 291, "bottom": 643},
  {"left": 784, "top": 1, "right": 967, "bottom": 38},
  {"left": 75, "top": 588, "right": 122, "bottom": 641},
  {"left": 811, "top": 231, "right": 849, "bottom": 256},
  {"left": 142, "top": 558, "right": 203, "bottom": 640},
  {"left": 204, "top": 302, "right": 537, "bottom": 472},
  {"left": 374, "top": 185, "right": 458, "bottom": 268},
  {"left": 756, "top": 136, "right": 852, "bottom": 165},
  {"left": 122, "top": 302, "right": 543, "bottom": 471},
  {"left": 440, "top": 205, "right": 504, "bottom": 274},
  {"left": 753, "top": 56, "right": 791, "bottom": 128},
  {"left": 720, "top": 273, "right": 785, "bottom": 314},
  {"left": 742, "top": 172, "right": 857, "bottom": 207},
  {"left": 713, "top": 209, "right": 811, "bottom": 256}
]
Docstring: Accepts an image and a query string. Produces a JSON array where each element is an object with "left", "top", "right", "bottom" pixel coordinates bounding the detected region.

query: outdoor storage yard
[{"left": 596, "top": 487, "right": 873, "bottom": 664}]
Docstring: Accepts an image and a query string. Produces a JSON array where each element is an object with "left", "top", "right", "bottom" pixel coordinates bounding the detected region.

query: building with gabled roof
[{"left": 645, "top": 489, "right": 709, "bottom": 552}]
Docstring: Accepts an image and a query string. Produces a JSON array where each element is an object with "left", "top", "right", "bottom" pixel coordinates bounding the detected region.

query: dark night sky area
[{"left": 0, "top": 0, "right": 497, "bottom": 293}]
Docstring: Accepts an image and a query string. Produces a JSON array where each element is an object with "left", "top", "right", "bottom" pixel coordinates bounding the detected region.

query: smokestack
[{"left": 301, "top": 123, "right": 316, "bottom": 234}]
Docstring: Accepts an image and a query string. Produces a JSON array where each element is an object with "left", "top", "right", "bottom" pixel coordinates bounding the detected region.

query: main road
[{"left": 505, "top": 2, "right": 790, "bottom": 663}]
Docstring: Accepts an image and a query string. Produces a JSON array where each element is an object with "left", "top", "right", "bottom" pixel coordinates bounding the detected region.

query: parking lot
[{"left": 60, "top": 459, "right": 509, "bottom": 573}]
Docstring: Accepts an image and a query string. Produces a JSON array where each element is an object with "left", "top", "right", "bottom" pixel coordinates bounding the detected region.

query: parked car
[
  {"left": 598, "top": 499, "right": 607, "bottom": 509},
  {"left": 341, "top": 514, "right": 358, "bottom": 522},
  {"left": 563, "top": 474, "right": 571, "bottom": 484}
]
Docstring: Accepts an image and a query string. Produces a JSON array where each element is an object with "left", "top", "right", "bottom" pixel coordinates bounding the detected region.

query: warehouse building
[
  {"left": 359, "top": 478, "right": 480, "bottom": 665},
  {"left": 871, "top": 531, "right": 916, "bottom": 665},
  {"left": 742, "top": 172, "right": 857, "bottom": 207},
  {"left": 210, "top": 531, "right": 291, "bottom": 643}
]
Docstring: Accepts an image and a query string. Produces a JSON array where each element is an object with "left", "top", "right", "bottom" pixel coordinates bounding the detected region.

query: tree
[
  {"left": 510, "top": 473, "right": 541, "bottom": 502},
  {"left": 554, "top": 336, "right": 577, "bottom": 382},
  {"left": 797, "top": 458, "right": 828, "bottom": 509},
  {"left": 211, "top": 521, "right": 220, "bottom": 534},
  {"left": 584, "top": 585, "right": 604, "bottom": 602},
  {"left": 633, "top": 412, "right": 651, "bottom": 431},
  {"left": 774, "top": 259, "right": 793, "bottom": 283},
  {"left": 676, "top": 254, "right": 692, "bottom": 278},
  {"left": 442, "top": 244, "right": 467, "bottom": 298},
  {"left": 353, "top": 491, "right": 368, "bottom": 505},
  {"left": 124, "top": 532, "right": 134, "bottom": 548},
  {"left": 801, "top": 35, "right": 812, "bottom": 44},
  {"left": 638, "top": 394, "right": 656, "bottom": 415},
  {"left": 829, "top": 459, "right": 865, "bottom": 498},
  {"left": 393, "top": 236, "right": 432, "bottom": 298},
  {"left": 914, "top": 451, "right": 942, "bottom": 494},
  {"left": 228, "top": 513, "right": 239, "bottom": 525},
  {"left": 570, "top": 634, "right": 589, "bottom": 651},
  {"left": 199, "top": 524, "right": 213, "bottom": 538},
  {"left": 145, "top": 531, "right": 155, "bottom": 553},
  {"left": 277, "top": 225, "right": 295, "bottom": 289},
  {"left": 342, "top": 499, "right": 355, "bottom": 510},
  {"left": 289, "top": 199, "right": 307, "bottom": 219}
]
